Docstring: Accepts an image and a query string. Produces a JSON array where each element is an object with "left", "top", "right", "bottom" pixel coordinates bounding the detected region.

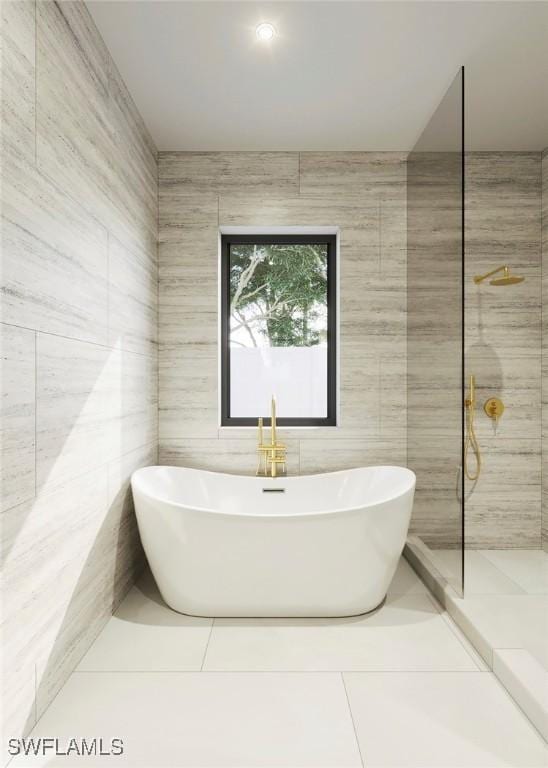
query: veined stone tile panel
[
  {"left": 159, "top": 236, "right": 219, "bottom": 279},
  {"left": 465, "top": 285, "right": 541, "bottom": 356},
  {"left": 159, "top": 151, "right": 299, "bottom": 195},
  {"left": 108, "top": 235, "right": 158, "bottom": 355},
  {"left": 408, "top": 345, "right": 461, "bottom": 439},
  {"left": 468, "top": 384, "right": 541, "bottom": 441},
  {"left": 465, "top": 205, "right": 541, "bottom": 257},
  {"left": 2, "top": 468, "right": 108, "bottom": 696},
  {"left": 159, "top": 263, "right": 218, "bottom": 302},
  {"left": 1, "top": 323, "right": 35, "bottom": 513},
  {"left": 340, "top": 281, "right": 406, "bottom": 340},
  {"left": 1, "top": 0, "right": 35, "bottom": 162},
  {"left": 159, "top": 194, "right": 219, "bottom": 243},
  {"left": 34, "top": 556, "right": 113, "bottom": 720},
  {"left": 110, "top": 58, "right": 157, "bottom": 183},
  {"left": 379, "top": 357, "right": 407, "bottom": 438},
  {"left": 1, "top": 156, "right": 109, "bottom": 345},
  {"left": 407, "top": 205, "right": 462, "bottom": 251},
  {"left": 466, "top": 152, "right": 542, "bottom": 207},
  {"left": 540, "top": 149, "right": 547, "bottom": 547},
  {"left": 113, "top": 348, "right": 158, "bottom": 458},
  {"left": 160, "top": 305, "right": 218, "bottom": 347},
  {"left": 159, "top": 250, "right": 217, "bottom": 350},
  {"left": 408, "top": 438, "right": 462, "bottom": 494},
  {"left": 3, "top": 0, "right": 159, "bottom": 746},
  {"left": 408, "top": 438, "right": 461, "bottom": 547},
  {"left": 464, "top": 438, "right": 541, "bottom": 548},
  {"left": 299, "top": 152, "right": 407, "bottom": 200},
  {"left": 342, "top": 246, "right": 406, "bottom": 281},
  {"left": 299, "top": 439, "right": 406, "bottom": 475},
  {"left": 341, "top": 334, "right": 406, "bottom": 363},
  {"left": 219, "top": 195, "right": 392, "bottom": 246},
  {"left": 159, "top": 438, "right": 300, "bottom": 476},
  {"left": 36, "top": 1, "right": 114, "bottom": 225},
  {"left": 109, "top": 59, "right": 158, "bottom": 254},
  {"left": 159, "top": 350, "right": 218, "bottom": 439},
  {"left": 465, "top": 500, "right": 541, "bottom": 549},
  {"left": 409, "top": 491, "right": 462, "bottom": 548},
  {"left": 35, "top": 334, "right": 118, "bottom": 495},
  {"left": 105, "top": 442, "right": 157, "bottom": 605}
]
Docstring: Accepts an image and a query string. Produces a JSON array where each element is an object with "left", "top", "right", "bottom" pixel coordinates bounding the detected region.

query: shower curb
[{"left": 404, "top": 540, "right": 548, "bottom": 742}]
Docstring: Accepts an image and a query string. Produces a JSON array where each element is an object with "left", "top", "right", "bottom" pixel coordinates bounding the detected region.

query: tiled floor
[
  {"left": 427, "top": 548, "right": 548, "bottom": 666},
  {"left": 408, "top": 542, "right": 548, "bottom": 741},
  {"left": 12, "top": 559, "right": 547, "bottom": 767}
]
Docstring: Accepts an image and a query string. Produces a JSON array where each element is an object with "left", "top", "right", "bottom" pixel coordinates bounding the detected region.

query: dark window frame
[{"left": 221, "top": 233, "right": 337, "bottom": 427}]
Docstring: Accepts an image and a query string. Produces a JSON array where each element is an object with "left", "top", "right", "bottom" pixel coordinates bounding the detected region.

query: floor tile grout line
[
  {"left": 200, "top": 620, "right": 215, "bottom": 670},
  {"left": 341, "top": 673, "right": 365, "bottom": 768},
  {"left": 73, "top": 669, "right": 491, "bottom": 674}
]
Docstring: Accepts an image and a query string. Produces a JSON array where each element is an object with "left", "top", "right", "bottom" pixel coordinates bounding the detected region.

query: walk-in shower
[{"left": 406, "top": 67, "right": 547, "bottom": 738}]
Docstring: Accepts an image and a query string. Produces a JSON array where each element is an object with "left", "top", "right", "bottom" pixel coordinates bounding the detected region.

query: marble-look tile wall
[
  {"left": 407, "top": 147, "right": 543, "bottom": 550},
  {"left": 407, "top": 149, "right": 464, "bottom": 551},
  {"left": 158, "top": 152, "right": 407, "bottom": 475},
  {"left": 465, "top": 153, "right": 542, "bottom": 548},
  {"left": 1, "top": 0, "right": 158, "bottom": 749},
  {"left": 542, "top": 148, "right": 547, "bottom": 551}
]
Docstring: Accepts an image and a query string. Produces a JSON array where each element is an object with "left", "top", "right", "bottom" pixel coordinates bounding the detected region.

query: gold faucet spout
[{"left": 256, "top": 396, "right": 287, "bottom": 478}]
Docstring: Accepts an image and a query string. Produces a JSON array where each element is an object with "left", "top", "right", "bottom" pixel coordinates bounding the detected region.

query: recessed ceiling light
[{"left": 256, "top": 22, "right": 276, "bottom": 41}]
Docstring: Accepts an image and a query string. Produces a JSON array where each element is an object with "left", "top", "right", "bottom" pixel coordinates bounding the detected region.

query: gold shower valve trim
[{"left": 484, "top": 397, "right": 504, "bottom": 421}]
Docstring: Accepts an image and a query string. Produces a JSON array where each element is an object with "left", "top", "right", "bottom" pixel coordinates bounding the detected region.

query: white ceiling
[{"left": 87, "top": 1, "right": 548, "bottom": 151}]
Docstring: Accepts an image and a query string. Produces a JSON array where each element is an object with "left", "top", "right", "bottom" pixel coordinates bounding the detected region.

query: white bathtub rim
[{"left": 131, "top": 464, "right": 416, "bottom": 519}]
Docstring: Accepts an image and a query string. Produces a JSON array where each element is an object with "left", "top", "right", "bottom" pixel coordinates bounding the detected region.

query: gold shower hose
[{"left": 464, "top": 374, "right": 481, "bottom": 481}]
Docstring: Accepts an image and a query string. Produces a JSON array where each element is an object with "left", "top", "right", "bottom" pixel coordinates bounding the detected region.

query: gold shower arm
[{"left": 473, "top": 265, "right": 508, "bottom": 284}]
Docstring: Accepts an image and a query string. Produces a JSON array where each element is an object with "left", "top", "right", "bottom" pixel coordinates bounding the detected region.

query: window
[{"left": 221, "top": 233, "right": 337, "bottom": 426}]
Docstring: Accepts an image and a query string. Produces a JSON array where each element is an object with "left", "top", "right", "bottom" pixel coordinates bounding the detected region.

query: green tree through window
[{"left": 229, "top": 243, "right": 328, "bottom": 347}]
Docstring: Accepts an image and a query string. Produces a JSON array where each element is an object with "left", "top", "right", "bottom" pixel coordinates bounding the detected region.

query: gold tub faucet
[{"left": 257, "top": 396, "right": 287, "bottom": 478}]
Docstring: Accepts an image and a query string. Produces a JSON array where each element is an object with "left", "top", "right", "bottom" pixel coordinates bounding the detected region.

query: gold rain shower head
[{"left": 473, "top": 265, "right": 525, "bottom": 286}]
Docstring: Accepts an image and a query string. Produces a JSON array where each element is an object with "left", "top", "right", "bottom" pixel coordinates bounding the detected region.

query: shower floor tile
[
  {"left": 202, "top": 593, "right": 481, "bottom": 672},
  {"left": 480, "top": 549, "right": 548, "bottom": 594},
  {"left": 447, "top": 593, "right": 548, "bottom": 668},
  {"left": 10, "top": 672, "right": 362, "bottom": 767},
  {"left": 429, "top": 549, "right": 526, "bottom": 594},
  {"left": 344, "top": 671, "right": 547, "bottom": 767}
]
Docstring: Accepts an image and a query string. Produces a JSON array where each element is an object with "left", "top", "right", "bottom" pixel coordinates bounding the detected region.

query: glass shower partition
[{"left": 406, "top": 68, "right": 465, "bottom": 596}]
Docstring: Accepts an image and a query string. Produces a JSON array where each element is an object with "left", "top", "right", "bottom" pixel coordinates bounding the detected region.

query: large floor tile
[
  {"left": 493, "top": 648, "right": 548, "bottom": 741},
  {"left": 344, "top": 671, "right": 547, "bottom": 767},
  {"left": 480, "top": 549, "right": 548, "bottom": 594},
  {"left": 203, "top": 594, "right": 480, "bottom": 671},
  {"left": 387, "top": 557, "right": 428, "bottom": 595},
  {"left": 12, "top": 672, "right": 362, "bottom": 767},
  {"left": 77, "top": 573, "right": 212, "bottom": 671}
]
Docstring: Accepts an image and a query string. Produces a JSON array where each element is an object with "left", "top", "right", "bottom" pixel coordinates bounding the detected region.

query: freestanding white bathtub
[{"left": 131, "top": 465, "right": 416, "bottom": 618}]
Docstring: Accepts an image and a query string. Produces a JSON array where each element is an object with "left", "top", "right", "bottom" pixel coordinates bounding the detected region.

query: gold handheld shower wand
[{"left": 464, "top": 375, "right": 481, "bottom": 481}]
